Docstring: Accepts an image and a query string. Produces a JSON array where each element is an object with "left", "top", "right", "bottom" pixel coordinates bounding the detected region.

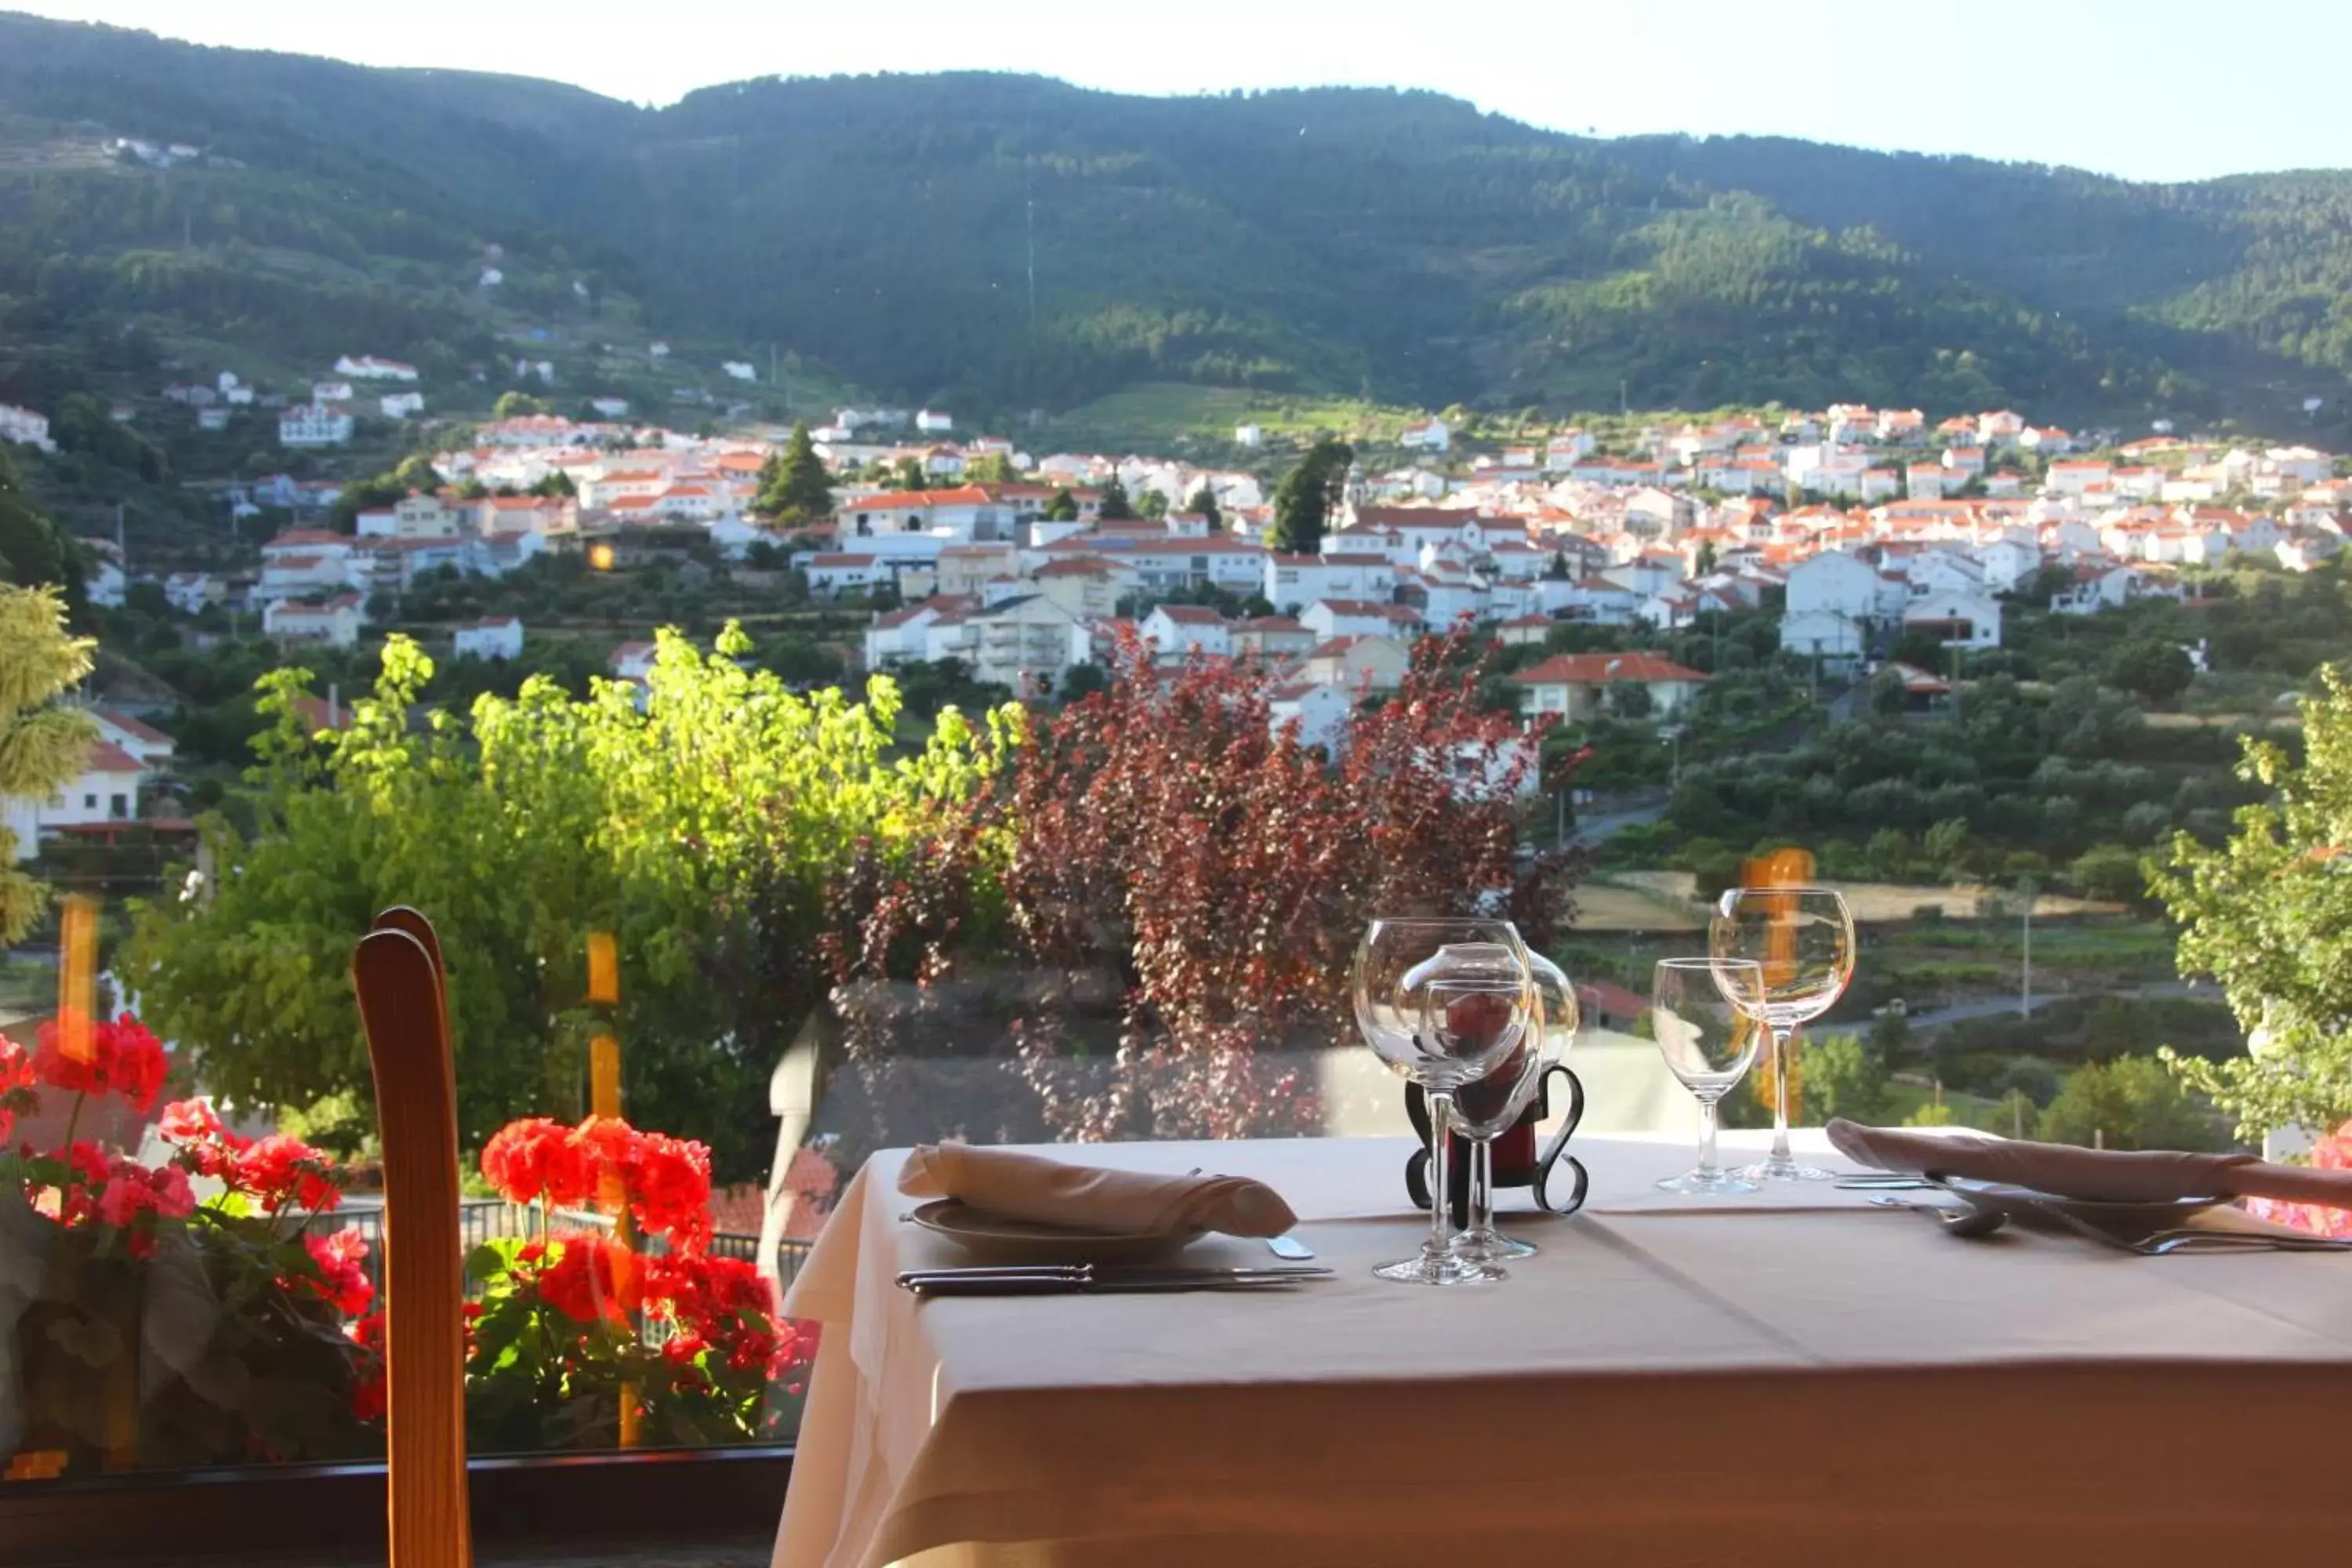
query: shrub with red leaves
[{"left": 993, "top": 628, "right": 1583, "bottom": 1139}]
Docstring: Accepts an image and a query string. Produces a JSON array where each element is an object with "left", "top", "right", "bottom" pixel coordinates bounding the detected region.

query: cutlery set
[
  {"left": 1841, "top": 1174, "right": 2352, "bottom": 1253},
  {"left": 898, "top": 1262, "right": 1333, "bottom": 1296}
]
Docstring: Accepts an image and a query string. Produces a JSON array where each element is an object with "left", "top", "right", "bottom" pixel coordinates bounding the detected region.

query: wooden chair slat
[{"left": 354, "top": 921, "right": 472, "bottom": 1568}]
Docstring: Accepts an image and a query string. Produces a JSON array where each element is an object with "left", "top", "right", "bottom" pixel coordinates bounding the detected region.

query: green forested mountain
[{"left": 2, "top": 12, "right": 2350, "bottom": 433}]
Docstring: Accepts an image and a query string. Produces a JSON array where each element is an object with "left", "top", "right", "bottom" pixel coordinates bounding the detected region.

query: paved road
[
  {"left": 1900, "top": 978, "right": 2202, "bottom": 1029},
  {"left": 1568, "top": 801, "right": 1668, "bottom": 847}
]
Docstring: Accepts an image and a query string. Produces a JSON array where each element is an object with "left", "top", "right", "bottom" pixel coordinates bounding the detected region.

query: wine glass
[
  {"left": 1353, "top": 918, "right": 1532, "bottom": 1286},
  {"left": 1709, "top": 886, "right": 1857, "bottom": 1183},
  {"left": 1650, "top": 957, "right": 1766, "bottom": 1195},
  {"left": 1451, "top": 952, "right": 1577, "bottom": 1265}
]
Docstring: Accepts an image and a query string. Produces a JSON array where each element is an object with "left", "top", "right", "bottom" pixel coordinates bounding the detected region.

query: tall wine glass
[
  {"left": 1651, "top": 957, "right": 1766, "bottom": 1194},
  {"left": 1709, "top": 887, "right": 1857, "bottom": 1183},
  {"left": 1452, "top": 951, "right": 1577, "bottom": 1265},
  {"left": 1353, "top": 918, "right": 1531, "bottom": 1286}
]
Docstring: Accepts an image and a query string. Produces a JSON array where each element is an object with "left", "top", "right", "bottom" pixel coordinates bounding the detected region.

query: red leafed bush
[{"left": 996, "top": 628, "right": 1582, "bottom": 1140}]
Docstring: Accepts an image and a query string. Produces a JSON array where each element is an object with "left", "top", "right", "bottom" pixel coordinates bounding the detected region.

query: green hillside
[{"left": 2, "top": 12, "right": 2350, "bottom": 441}]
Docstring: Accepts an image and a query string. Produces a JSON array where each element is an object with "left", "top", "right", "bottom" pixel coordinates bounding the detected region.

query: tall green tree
[
  {"left": 1185, "top": 484, "right": 1221, "bottom": 528},
  {"left": 2036, "top": 1055, "right": 2220, "bottom": 1151},
  {"left": 1096, "top": 474, "right": 1135, "bottom": 521},
  {"left": 2107, "top": 639, "right": 2194, "bottom": 705},
  {"left": 1044, "top": 487, "right": 1080, "bottom": 522},
  {"left": 2154, "top": 665, "right": 2352, "bottom": 1138},
  {"left": 1272, "top": 437, "right": 1352, "bottom": 554},
  {"left": 0, "top": 447, "right": 71, "bottom": 592},
  {"left": 125, "top": 629, "right": 1022, "bottom": 1176},
  {"left": 0, "top": 585, "right": 96, "bottom": 942},
  {"left": 758, "top": 421, "right": 836, "bottom": 524}
]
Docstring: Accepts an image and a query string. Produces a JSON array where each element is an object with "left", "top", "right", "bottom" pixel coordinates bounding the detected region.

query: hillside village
[{"left": 2, "top": 369, "right": 2347, "bottom": 857}]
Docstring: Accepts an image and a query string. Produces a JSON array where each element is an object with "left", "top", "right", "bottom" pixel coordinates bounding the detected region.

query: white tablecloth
[{"left": 775, "top": 1134, "right": 2352, "bottom": 1568}]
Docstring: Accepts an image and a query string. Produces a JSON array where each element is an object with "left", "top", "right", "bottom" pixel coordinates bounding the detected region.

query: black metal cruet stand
[{"left": 1404, "top": 1062, "right": 1588, "bottom": 1229}]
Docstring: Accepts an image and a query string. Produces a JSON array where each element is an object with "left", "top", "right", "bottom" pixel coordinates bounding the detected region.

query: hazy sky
[{"left": 13, "top": 1, "right": 2349, "bottom": 183}]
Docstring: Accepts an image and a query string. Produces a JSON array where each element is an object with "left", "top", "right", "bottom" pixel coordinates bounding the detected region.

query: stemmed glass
[
  {"left": 1451, "top": 952, "right": 1577, "bottom": 1265},
  {"left": 1352, "top": 918, "right": 1532, "bottom": 1286},
  {"left": 1650, "top": 957, "right": 1766, "bottom": 1194},
  {"left": 1708, "top": 886, "right": 1857, "bottom": 1183}
]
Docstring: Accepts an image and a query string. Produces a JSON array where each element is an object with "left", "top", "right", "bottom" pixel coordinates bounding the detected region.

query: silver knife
[{"left": 898, "top": 1263, "right": 1330, "bottom": 1297}]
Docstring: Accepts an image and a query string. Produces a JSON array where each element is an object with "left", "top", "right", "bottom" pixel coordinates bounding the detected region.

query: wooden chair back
[{"left": 353, "top": 907, "right": 472, "bottom": 1568}]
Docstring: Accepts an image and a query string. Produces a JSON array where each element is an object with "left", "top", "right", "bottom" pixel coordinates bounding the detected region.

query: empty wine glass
[
  {"left": 1709, "top": 886, "right": 1857, "bottom": 1183},
  {"left": 1353, "top": 918, "right": 1531, "bottom": 1286},
  {"left": 1452, "top": 951, "right": 1577, "bottom": 1265},
  {"left": 1650, "top": 957, "right": 1766, "bottom": 1195}
]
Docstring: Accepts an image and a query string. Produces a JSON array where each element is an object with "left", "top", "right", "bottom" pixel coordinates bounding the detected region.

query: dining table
[{"left": 771, "top": 1131, "right": 2352, "bottom": 1568}]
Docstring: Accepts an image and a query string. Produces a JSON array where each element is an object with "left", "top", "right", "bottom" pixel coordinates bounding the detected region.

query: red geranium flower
[
  {"left": 96, "top": 1156, "right": 194, "bottom": 1229},
  {"left": 230, "top": 1132, "right": 343, "bottom": 1214},
  {"left": 31, "top": 1014, "right": 168, "bottom": 1113},
  {"left": 0, "top": 1033, "right": 35, "bottom": 1145},
  {"left": 295, "top": 1227, "right": 376, "bottom": 1318},
  {"left": 159, "top": 1096, "right": 251, "bottom": 1178},
  {"left": 533, "top": 1236, "right": 643, "bottom": 1327},
  {"left": 626, "top": 1131, "right": 713, "bottom": 1252},
  {"left": 348, "top": 1311, "right": 387, "bottom": 1422},
  {"left": 481, "top": 1116, "right": 592, "bottom": 1208}
]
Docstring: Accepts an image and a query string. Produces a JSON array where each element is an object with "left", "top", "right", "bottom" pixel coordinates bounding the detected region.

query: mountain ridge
[{"left": 2, "top": 13, "right": 2349, "bottom": 436}]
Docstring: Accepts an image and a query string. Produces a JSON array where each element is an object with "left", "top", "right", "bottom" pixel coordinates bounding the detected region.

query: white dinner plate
[{"left": 906, "top": 1199, "right": 1206, "bottom": 1265}]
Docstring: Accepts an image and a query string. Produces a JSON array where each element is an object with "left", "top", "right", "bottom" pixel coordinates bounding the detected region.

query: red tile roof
[
  {"left": 84, "top": 741, "right": 146, "bottom": 774},
  {"left": 93, "top": 707, "right": 172, "bottom": 746},
  {"left": 1510, "top": 652, "right": 1708, "bottom": 686},
  {"left": 844, "top": 485, "right": 993, "bottom": 510}
]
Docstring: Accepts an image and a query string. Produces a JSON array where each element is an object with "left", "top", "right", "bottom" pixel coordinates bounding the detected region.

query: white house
[
  {"left": 1299, "top": 635, "right": 1411, "bottom": 693},
  {"left": 335, "top": 356, "right": 420, "bottom": 382},
  {"left": 590, "top": 397, "right": 631, "bottom": 419},
  {"left": 82, "top": 543, "right": 125, "bottom": 608},
  {"left": 1509, "top": 652, "right": 1708, "bottom": 722},
  {"left": 1977, "top": 538, "right": 2042, "bottom": 593},
  {"left": 1140, "top": 604, "right": 1233, "bottom": 662},
  {"left": 454, "top": 615, "right": 524, "bottom": 661},
  {"left": 1301, "top": 599, "right": 1422, "bottom": 642},
  {"left": 1268, "top": 679, "right": 1352, "bottom": 754},
  {"left": 966, "top": 594, "right": 1079, "bottom": 695},
  {"left": 163, "top": 572, "right": 222, "bottom": 614},
  {"left": 312, "top": 380, "right": 355, "bottom": 403},
  {"left": 2, "top": 739, "right": 150, "bottom": 858},
  {"left": 1265, "top": 553, "right": 1396, "bottom": 611},
  {"left": 1234, "top": 423, "right": 1264, "bottom": 449},
  {"left": 2045, "top": 460, "right": 2114, "bottom": 497},
  {"left": 862, "top": 597, "right": 973, "bottom": 668},
  {"left": 279, "top": 403, "right": 354, "bottom": 448},
  {"left": 263, "top": 594, "right": 365, "bottom": 649},
  {"left": 1398, "top": 417, "right": 1450, "bottom": 452},
  {"left": 806, "top": 553, "right": 885, "bottom": 595},
  {"left": 915, "top": 409, "right": 954, "bottom": 434},
  {"left": 0, "top": 404, "right": 54, "bottom": 453},
  {"left": 1780, "top": 608, "right": 1865, "bottom": 659},
  {"left": 723, "top": 361, "right": 759, "bottom": 383},
  {"left": 1903, "top": 590, "right": 2002, "bottom": 651},
  {"left": 1784, "top": 550, "right": 1882, "bottom": 622},
  {"left": 379, "top": 391, "right": 425, "bottom": 419},
  {"left": 89, "top": 708, "right": 173, "bottom": 769},
  {"left": 611, "top": 641, "right": 659, "bottom": 681}
]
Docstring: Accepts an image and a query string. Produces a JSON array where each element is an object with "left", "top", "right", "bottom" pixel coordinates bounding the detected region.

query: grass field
[
  {"left": 1600, "top": 870, "right": 2122, "bottom": 923},
  {"left": 1041, "top": 383, "right": 1432, "bottom": 456}
]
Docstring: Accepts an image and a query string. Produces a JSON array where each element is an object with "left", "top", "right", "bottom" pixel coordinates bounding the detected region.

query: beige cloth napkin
[
  {"left": 1828, "top": 1118, "right": 2352, "bottom": 1208},
  {"left": 898, "top": 1144, "right": 1299, "bottom": 1237}
]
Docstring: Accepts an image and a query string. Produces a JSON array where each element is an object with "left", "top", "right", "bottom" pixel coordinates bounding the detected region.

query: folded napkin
[
  {"left": 898, "top": 1145, "right": 1298, "bottom": 1237},
  {"left": 1828, "top": 1118, "right": 2352, "bottom": 1209}
]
